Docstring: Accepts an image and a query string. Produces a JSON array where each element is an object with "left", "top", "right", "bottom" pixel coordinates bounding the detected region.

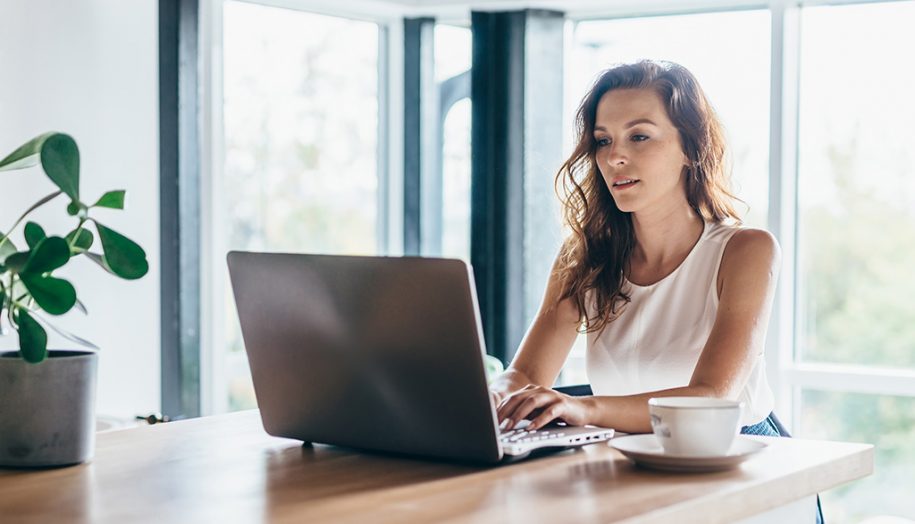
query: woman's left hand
[{"left": 496, "top": 385, "right": 592, "bottom": 431}]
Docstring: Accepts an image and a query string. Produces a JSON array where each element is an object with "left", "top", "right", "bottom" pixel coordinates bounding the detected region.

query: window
[
  {"left": 800, "top": 390, "right": 915, "bottom": 520},
  {"left": 796, "top": 2, "right": 915, "bottom": 520},
  {"left": 796, "top": 2, "right": 915, "bottom": 370},
  {"left": 217, "top": 1, "right": 382, "bottom": 411},
  {"left": 556, "top": 9, "right": 771, "bottom": 385}
]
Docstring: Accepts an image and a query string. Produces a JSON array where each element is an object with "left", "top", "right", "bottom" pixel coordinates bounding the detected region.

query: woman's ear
[{"left": 680, "top": 150, "right": 691, "bottom": 168}]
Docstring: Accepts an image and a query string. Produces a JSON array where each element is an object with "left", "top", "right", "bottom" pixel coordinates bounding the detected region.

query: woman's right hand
[{"left": 484, "top": 256, "right": 581, "bottom": 419}]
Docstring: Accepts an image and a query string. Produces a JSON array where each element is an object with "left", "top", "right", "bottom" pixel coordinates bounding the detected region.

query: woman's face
[{"left": 592, "top": 88, "right": 690, "bottom": 214}]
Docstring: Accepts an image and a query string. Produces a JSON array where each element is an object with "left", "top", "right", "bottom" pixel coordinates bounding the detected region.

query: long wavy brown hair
[{"left": 554, "top": 60, "right": 743, "bottom": 334}]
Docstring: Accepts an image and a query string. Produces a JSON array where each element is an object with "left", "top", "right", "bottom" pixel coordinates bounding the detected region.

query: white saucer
[{"left": 610, "top": 435, "right": 767, "bottom": 473}]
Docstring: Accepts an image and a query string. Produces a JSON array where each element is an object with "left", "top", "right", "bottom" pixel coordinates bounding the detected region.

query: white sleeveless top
[{"left": 585, "top": 220, "right": 774, "bottom": 427}]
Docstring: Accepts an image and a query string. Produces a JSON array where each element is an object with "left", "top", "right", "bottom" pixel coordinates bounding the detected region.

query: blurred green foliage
[{"left": 799, "top": 140, "right": 915, "bottom": 521}]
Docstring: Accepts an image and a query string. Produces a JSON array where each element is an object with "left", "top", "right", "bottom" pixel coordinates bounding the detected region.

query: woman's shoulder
[
  {"left": 727, "top": 227, "right": 779, "bottom": 254},
  {"left": 720, "top": 226, "right": 781, "bottom": 276}
]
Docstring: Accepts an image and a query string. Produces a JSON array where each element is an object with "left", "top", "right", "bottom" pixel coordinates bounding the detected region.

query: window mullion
[
  {"left": 384, "top": 20, "right": 405, "bottom": 257},
  {"left": 786, "top": 364, "right": 915, "bottom": 398},
  {"left": 766, "top": 0, "right": 802, "bottom": 431}
]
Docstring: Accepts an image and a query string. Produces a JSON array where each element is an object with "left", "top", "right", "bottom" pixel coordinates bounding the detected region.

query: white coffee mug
[{"left": 648, "top": 397, "right": 743, "bottom": 457}]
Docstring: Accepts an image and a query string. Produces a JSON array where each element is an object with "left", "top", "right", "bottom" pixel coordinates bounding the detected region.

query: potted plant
[{"left": 0, "top": 132, "right": 148, "bottom": 467}]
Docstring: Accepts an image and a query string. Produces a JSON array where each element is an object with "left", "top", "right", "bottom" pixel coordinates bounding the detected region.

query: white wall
[{"left": 0, "top": 0, "right": 160, "bottom": 419}]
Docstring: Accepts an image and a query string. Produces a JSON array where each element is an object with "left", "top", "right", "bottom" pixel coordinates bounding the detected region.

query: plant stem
[
  {"left": 5, "top": 275, "right": 16, "bottom": 329},
  {"left": 68, "top": 218, "right": 87, "bottom": 251},
  {"left": 12, "top": 298, "right": 32, "bottom": 310},
  {"left": 0, "top": 190, "right": 63, "bottom": 249}
]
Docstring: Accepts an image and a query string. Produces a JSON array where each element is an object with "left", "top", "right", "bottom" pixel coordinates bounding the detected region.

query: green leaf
[
  {"left": 16, "top": 308, "right": 48, "bottom": 364},
  {"left": 85, "top": 252, "right": 116, "bottom": 276},
  {"left": 0, "top": 131, "right": 56, "bottom": 172},
  {"left": 23, "top": 222, "right": 47, "bottom": 249},
  {"left": 0, "top": 133, "right": 80, "bottom": 202},
  {"left": 93, "top": 190, "right": 126, "bottom": 210},
  {"left": 32, "top": 311, "right": 99, "bottom": 350},
  {"left": 67, "top": 201, "right": 81, "bottom": 216},
  {"left": 66, "top": 228, "right": 94, "bottom": 254},
  {"left": 21, "top": 274, "right": 77, "bottom": 315},
  {"left": 39, "top": 133, "right": 80, "bottom": 201},
  {"left": 4, "top": 252, "right": 30, "bottom": 273},
  {"left": 95, "top": 223, "right": 148, "bottom": 280},
  {"left": 0, "top": 233, "right": 16, "bottom": 264},
  {"left": 23, "top": 237, "right": 70, "bottom": 274}
]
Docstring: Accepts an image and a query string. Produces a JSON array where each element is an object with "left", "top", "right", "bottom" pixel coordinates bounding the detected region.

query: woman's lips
[{"left": 612, "top": 180, "right": 640, "bottom": 191}]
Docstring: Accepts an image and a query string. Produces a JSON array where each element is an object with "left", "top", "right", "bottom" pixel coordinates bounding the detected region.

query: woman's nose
[{"left": 605, "top": 144, "right": 627, "bottom": 166}]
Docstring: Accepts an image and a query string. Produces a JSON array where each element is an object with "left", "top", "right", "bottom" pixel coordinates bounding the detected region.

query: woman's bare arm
[{"left": 489, "top": 258, "right": 582, "bottom": 403}]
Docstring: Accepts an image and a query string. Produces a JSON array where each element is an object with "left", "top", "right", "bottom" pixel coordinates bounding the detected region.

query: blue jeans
[{"left": 741, "top": 413, "right": 825, "bottom": 524}]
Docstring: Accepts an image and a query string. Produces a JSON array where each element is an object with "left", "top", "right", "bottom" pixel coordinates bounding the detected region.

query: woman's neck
[{"left": 629, "top": 206, "right": 704, "bottom": 271}]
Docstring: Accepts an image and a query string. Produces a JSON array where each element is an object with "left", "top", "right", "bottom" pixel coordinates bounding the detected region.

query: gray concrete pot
[{"left": 0, "top": 350, "right": 98, "bottom": 468}]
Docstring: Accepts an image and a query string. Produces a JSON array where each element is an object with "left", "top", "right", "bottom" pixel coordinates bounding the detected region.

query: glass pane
[
  {"left": 796, "top": 2, "right": 915, "bottom": 368},
  {"left": 435, "top": 24, "right": 472, "bottom": 261},
  {"left": 434, "top": 24, "right": 471, "bottom": 83},
  {"left": 221, "top": 1, "right": 380, "bottom": 411},
  {"left": 800, "top": 389, "right": 915, "bottom": 522},
  {"left": 557, "top": 11, "right": 771, "bottom": 384},
  {"left": 441, "top": 98, "right": 471, "bottom": 260}
]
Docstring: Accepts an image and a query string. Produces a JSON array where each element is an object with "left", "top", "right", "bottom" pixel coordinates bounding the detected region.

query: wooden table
[{"left": 0, "top": 410, "right": 872, "bottom": 523}]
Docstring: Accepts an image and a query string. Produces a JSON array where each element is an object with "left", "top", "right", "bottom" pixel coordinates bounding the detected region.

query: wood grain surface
[{"left": 0, "top": 410, "right": 873, "bottom": 524}]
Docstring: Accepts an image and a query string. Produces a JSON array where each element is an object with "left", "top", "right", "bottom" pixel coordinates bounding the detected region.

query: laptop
[{"left": 226, "top": 252, "right": 614, "bottom": 464}]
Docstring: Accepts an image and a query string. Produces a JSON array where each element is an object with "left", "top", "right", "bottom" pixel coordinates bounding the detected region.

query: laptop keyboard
[{"left": 499, "top": 428, "right": 565, "bottom": 444}]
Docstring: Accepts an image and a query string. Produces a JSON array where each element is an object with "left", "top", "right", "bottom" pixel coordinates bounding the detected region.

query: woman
[{"left": 490, "top": 60, "right": 782, "bottom": 438}]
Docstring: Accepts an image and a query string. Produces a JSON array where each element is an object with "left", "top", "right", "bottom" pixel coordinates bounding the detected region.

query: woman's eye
[
  {"left": 631, "top": 134, "right": 649, "bottom": 142},
  {"left": 595, "top": 137, "right": 610, "bottom": 147}
]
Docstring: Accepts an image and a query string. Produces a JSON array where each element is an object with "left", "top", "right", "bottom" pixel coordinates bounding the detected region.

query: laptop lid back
[{"left": 227, "top": 252, "right": 502, "bottom": 463}]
